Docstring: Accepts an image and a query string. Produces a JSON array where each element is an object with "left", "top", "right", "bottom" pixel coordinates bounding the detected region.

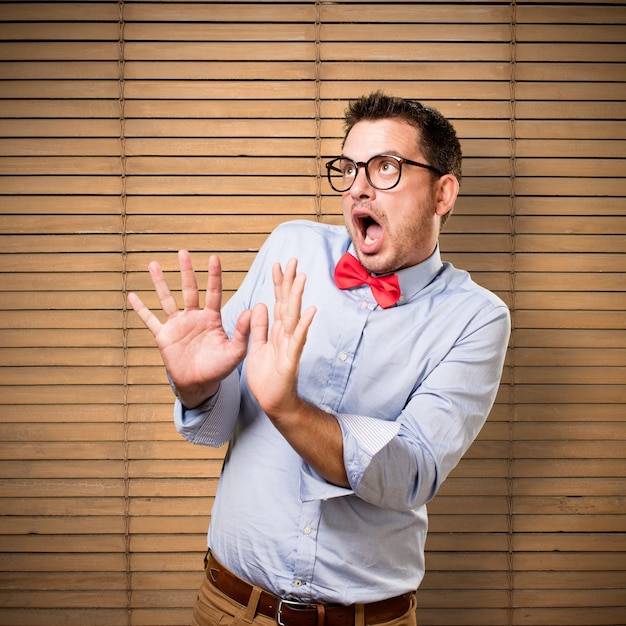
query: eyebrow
[{"left": 341, "top": 150, "right": 407, "bottom": 160}]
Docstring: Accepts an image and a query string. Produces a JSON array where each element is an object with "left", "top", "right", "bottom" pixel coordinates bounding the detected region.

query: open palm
[
  {"left": 128, "top": 251, "right": 252, "bottom": 407},
  {"left": 245, "top": 259, "right": 316, "bottom": 418}
]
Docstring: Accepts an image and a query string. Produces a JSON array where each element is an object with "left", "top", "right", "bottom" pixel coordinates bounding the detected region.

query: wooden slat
[
  {"left": 0, "top": 3, "right": 119, "bottom": 21},
  {"left": 323, "top": 42, "right": 511, "bottom": 61},
  {"left": 516, "top": 81, "right": 625, "bottom": 100},
  {"left": 1, "top": 496, "right": 126, "bottom": 516},
  {"left": 515, "top": 139, "right": 625, "bottom": 158},
  {"left": 0, "top": 22, "right": 120, "bottom": 40},
  {"left": 0, "top": 79, "right": 119, "bottom": 98},
  {"left": 0, "top": 461, "right": 124, "bottom": 479},
  {"left": 518, "top": 4, "right": 626, "bottom": 23},
  {"left": 514, "top": 570, "right": 626, "bottom": 589},
  {"left": 0, "top": 571, "right": 127, "bottom": 590},
  {"left": 124, "top": 80, "right": 317, "bottom": 99},
  {"left": 0, "top": 405, "right": 127, "bottom": 423},
  {"left": 125, "top": 42, "right": 315, "bottom": 61},
  {"left": 125, "top": 98, "right": 315, "bottom": 118},
  {"left": 517, "top": 43, "right": 626, "bottom": 62},
  {"left": 0, "top": 195, "right": 121, "bottom": 213},
  {"left": 0, "top": 42, "right": 119, "bottom": 60},
  {"left": 0, "top": 119, "right": 120, "bottom": 137},
  {"left": 321, "top": 4, "right": 511, "bottom": 23},
  {"left": 0, "top": 273, "right": 122, "bottom": 290},
  {"left": 125, "top": 22, "right": 314, "bottom": 41},
  {"left": 126, "top": 195, "right": 316, "bottom": 215},
  {"left": 124, "top": 118, "right": 317, "bottom": 137},
  {"left": 126, "top": 137, "right": 316, "bottom": 157},
  {"left": 0, "top": 100, "right": 119, "bottom": 119},
  {"left": 516, "top": 23, "right": 626, "bottom": 42},
  {"left": 124, "top": 156, "right": 317, "bottom": 176},
  {"left": 513, "top": 515, "right": 626, "bottom": 532},
  {"left": 321, "top": 23, "right": 511, "bottom": 42},
  {"left": 123, "top": 3, "right": 316, "bottom": 22},
  {"left": 0, "top": 157, "right": 120, "bottom": 175}
]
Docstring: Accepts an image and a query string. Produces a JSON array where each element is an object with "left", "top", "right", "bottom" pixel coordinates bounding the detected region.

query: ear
[{"left": 434, "top": 174, "right": 459, "bottom": 218}]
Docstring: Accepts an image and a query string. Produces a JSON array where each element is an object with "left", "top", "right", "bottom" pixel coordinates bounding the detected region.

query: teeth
[{"left": 365, "top": 235, "right": 377, "bottom": 245}]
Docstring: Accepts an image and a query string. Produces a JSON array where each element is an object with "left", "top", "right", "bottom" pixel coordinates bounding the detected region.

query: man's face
[{"left": 341, "top": 118, "right": 451, "bottom": 275}]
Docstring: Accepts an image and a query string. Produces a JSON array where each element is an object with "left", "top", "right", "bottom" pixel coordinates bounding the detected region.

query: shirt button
[
  {"left": 339, "top": 352, "right": 348, "bottom": 361},
  {"left": 303, "top": 526, "right": 311, "bottom": 535},
  {"left": 294, "top": 579, "right": 303, "bottom": 587},
  {"left": 361, "top": 301, "right": 369, "bottom": 309}
]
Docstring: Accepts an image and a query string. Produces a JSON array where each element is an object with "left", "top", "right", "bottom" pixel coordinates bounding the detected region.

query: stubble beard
[{"left": 350, "top": 197, "right": 436, "bottom": 275}]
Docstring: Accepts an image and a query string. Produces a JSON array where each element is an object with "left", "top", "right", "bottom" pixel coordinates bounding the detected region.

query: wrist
[
  {"left": 168, "top": 375, "right": 220, "bottom": 410},
  {"left": 265, "top": 395, "right": 318, "bottom": 431}
]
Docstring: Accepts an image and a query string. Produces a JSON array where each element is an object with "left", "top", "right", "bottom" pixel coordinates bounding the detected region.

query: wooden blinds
[{"left": 0, "top": 1, "right": 624, "bottom": 625}]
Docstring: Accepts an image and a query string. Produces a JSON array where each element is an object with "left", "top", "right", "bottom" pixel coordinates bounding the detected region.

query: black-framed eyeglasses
[{"left": 325, "top": 154, "right": 443, "bottom": 193}]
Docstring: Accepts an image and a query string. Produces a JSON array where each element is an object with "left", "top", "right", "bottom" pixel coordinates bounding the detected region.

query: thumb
[
  {"left": 249, "top": 303, "right": 269, "bottom": 350},
  {"left": 230, "top": 308, "right": 253, "bottom": 359}
]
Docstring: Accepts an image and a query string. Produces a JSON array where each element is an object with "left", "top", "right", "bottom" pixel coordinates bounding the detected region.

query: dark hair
[{"left": 343, "top": 91, "right": 462, "bottom": 185}]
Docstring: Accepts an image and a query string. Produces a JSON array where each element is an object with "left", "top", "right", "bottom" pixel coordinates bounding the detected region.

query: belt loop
[
  {"left": 242, "top": 586, "right": 262, "bottom": 624},
  {"left": 316, "top": 603, "right": 325, "bottom": 626},
  {"left": 355, "top": 603, "right": 365, "bottom": 626}
]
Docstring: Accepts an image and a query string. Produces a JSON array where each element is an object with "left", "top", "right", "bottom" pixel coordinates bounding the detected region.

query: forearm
[{"left": 267, "top": 397, "right": 349, "bottom": 488}]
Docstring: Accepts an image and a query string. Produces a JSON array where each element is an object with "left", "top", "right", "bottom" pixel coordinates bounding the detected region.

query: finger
[
  {"left": 271, "top": 262, "right": 285, "bottom": 322},
  {"left": 287, "top": 305, "right": 317, "bottom": 364},
  {"left": 273, "top": 259, "right": 298, "bottom": 322},
  {"left": 249, "top": 303, "right": 269, "bottom": 350},
  {"left": 178, "top": 250, "right": 200, "bottom": 310},
  {"left": 148, "top": 260, "right": 179, "bottom": 317},
  {"left": 282, "top": 258, "right": 298, "bottom": 303},
  {"left": 128, "top": 291, "right": 163, "bottom": 336},
  {"left": 282, "top": 271, "right": 306, "bottom": 336},
  {"left": 205, "top": 255, "right": 223, "bottom": 313}
]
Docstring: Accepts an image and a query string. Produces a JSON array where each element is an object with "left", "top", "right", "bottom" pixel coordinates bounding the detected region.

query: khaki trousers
[{"left": 191, "top": 564, "right": 418, "bottom": 626}]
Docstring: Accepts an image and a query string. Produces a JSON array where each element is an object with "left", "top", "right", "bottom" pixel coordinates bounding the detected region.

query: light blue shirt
[{"left": 174, "top": 220, "right": 510, "bottom": 604}]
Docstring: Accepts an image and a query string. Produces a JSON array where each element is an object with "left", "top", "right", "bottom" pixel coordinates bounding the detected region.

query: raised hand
[
  {"left": 128, "top": 250, "right": 252, "bottom": 408},
  {"left": 245, "top": 258, "right": 317, "bottom": 419},
  {"left": 245, "top": 259, "right": 347, "bottom": 486}
]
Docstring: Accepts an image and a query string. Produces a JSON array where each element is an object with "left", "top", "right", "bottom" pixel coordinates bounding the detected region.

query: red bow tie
[{"left": 334, "top": 252, "right": 401, "bottom": 309}]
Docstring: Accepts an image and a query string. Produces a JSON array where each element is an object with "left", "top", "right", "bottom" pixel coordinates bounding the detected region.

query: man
[{"left": 129, "top": 92, "right": 510, "bottom": 626}]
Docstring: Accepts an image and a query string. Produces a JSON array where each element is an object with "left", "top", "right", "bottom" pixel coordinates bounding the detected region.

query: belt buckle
[{"left": 276, "top": 598, "right": 311, "bottom": 626}]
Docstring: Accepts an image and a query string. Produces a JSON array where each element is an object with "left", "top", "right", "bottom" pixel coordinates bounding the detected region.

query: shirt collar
[{"left": 395, "top": 245, "right": 443, "bottom": 305}]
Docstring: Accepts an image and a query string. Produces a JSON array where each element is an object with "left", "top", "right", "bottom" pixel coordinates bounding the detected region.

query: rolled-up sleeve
[
  {"left": 173, "top": 369, "right": 241, "bottom": 447},
  {"left": 355, "top": 304, "right": 510, "bottom": 511},
  {"left": 299, "top": 414, "right": 400, "bottom": 502},
  {"left": 300, "top": 302, "right": 510, "bottom": 510}
]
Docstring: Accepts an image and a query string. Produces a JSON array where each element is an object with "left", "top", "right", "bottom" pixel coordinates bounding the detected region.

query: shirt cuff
[
  {"left": 173, "top": 369, "right": 241, "bottom": 447},
  {"left": 299, "top": 413, "right": 400, "bottom": 502}
]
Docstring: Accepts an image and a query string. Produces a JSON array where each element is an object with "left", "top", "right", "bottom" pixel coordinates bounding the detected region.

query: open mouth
[{"left": 357, "top": 213, "right": 383, "bottom": 247}]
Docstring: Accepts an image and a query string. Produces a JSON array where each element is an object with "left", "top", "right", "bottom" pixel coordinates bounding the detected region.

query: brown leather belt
[{"left": 206, "top": 553, "right": 413, "bottom": 626}]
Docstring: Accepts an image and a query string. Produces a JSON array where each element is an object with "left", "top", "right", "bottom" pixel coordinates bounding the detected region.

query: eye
[
  {"left": 341, "top": 160, "right": 356, "bottom": 177},
  {"left": 375, "top": 157, "right": 400, "bottom": 177}
]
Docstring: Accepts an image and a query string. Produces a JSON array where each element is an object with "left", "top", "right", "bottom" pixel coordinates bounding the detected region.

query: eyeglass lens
[{"left": 327, "top": 156, "right": 402, "bottom": 192}]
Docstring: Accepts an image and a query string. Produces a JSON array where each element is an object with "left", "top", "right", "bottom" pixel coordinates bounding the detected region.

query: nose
[{"left": 349, "top": 162, "right": 375, "bottom": 198}]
